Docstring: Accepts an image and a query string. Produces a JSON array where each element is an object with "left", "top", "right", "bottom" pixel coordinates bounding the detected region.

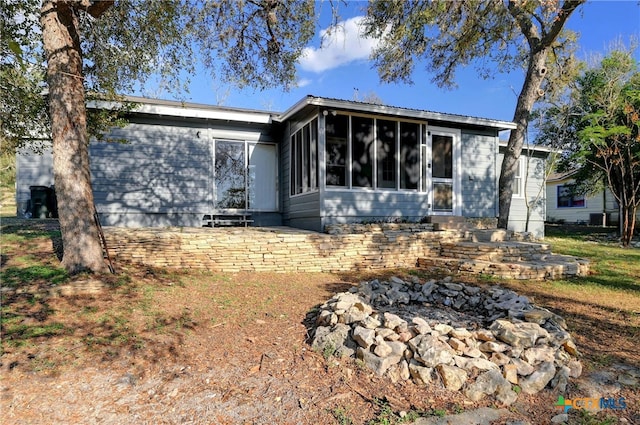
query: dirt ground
[{"left": 1, "top": 220, "right": 638, "bottom": 424}]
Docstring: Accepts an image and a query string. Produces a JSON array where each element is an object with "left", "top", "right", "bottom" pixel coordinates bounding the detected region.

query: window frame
[{"left": 290, "top": 117, "right": 320, "bottom": 197}]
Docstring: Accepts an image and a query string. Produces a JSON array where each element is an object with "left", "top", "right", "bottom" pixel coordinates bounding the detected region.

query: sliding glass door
[{"left": 214, "top": 140, "right": 277, "bottom": 211}]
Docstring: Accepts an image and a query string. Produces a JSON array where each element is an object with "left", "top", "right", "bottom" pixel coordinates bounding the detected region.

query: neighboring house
[
  {"left": 498, "top": 142, "right": 553, "bottom": 235},
  {"left": 546, "top": 170, "right": 621, "bottom": 226},
  {"left": 16, "top": 95, "right": 551, "bottom": 236}
]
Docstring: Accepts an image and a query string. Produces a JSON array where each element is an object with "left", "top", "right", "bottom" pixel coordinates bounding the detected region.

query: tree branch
[{"left": 541, "top": 0, "right": 585, "bottom": 47}]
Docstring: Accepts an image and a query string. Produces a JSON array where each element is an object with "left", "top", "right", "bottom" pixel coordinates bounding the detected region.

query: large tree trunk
[
  {"left": 41, "top": 1, "right": 107, "bottom": 274},
  {"left": 497, "top": 48, "right": 549, "bottom": 229}
]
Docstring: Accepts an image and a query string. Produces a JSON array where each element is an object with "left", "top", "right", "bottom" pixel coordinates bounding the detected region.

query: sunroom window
[
  {"left": 325, "top": 114, "right": 348, "bottom": 186},
  {"left": 290, "top": 118, "right": 318, "bottom": 195}
]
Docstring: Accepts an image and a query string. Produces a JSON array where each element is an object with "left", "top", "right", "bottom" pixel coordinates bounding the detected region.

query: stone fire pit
[{"left": 311, "top": 276, "right": 582, "bottom": 405}]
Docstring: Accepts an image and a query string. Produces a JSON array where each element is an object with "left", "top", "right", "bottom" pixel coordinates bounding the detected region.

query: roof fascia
[
  {"left": 88, "top": 97, "right": 274, "bottom": 125},
  {"left": 277, "top": 96, "right": 517, "bottom": 131}
]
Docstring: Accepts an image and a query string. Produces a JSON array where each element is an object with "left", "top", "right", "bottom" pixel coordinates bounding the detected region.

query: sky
[{"left": 155, "top": 1, "right": 640, "bottom": 123}]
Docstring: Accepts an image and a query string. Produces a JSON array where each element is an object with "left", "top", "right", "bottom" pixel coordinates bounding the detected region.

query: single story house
[
  {"left": 16, "top": 95, "right": 551, "bottom": 236},
  {"left": 546, "top": 170, "right": 622, "bottom": 226}
]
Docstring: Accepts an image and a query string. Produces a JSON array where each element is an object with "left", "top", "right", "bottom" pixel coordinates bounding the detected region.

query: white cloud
[
  {"left": 299, "top": 16, "right": 381, "bottom": 73},
  {"left": 296, "top": 78, "right": 313, "bottom": 88}
]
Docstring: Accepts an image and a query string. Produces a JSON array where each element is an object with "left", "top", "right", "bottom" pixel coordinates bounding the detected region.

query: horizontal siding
[
  {"left": 461, "top": 132, "right": 496, "bottom": 217},
  {"left": 90, "top": 122, "right": 213, "bottom": 214},
  {"left": 15, "top": 145, "right": 54, "bottom": 214},
  {"left": 546, "top": 179, "right": 623, "bottom": 224},
  {"left": 323, "top": 190, "right": 428, "bottom": 221},
  {"left": 498, "top": 154, "right": 546, "bottom": 236}
]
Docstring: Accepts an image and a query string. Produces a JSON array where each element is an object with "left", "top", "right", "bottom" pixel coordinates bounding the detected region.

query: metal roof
[{"left": 278, "top": 95, "right": 517, "bottom": 131}]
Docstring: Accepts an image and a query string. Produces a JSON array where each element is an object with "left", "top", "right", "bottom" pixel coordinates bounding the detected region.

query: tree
[
  {"left": 2, "top": 0, "right": 315, "bottom": 274},
  {"left": 537, "top": 49, "right": 640, "bottom": 246},
  {"left": 361, "top": 0, "right": 584, "bottom": 229}
]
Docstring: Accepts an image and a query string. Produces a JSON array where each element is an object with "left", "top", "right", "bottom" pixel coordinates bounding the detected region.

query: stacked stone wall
[{"left": 103, "top": 227, "right": 458, "bottom": 272}]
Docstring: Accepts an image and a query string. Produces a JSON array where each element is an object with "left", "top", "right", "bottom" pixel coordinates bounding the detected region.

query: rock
[
  {"left": 411, "top": 407, "right": 510, "bottom": 425},
  {"left": 356, "top": 347, "right": 402, "bottom": 376},
  {"left": 373, "top": 339, "right": 393, "bottom": 358},
  {"left": 462, "top": 357, "right": 500, "bottom": 371},
  {"left": 448, "top": 337, "right": 466, "bottom": 352},
  {"left": 522, "top": 346, "right": 556, "bottom": 365},
  {"left": 551, "top": 366, "right": 570, "bottom": 393},
  {"left": 409, "top": 360, "right": 434, "bottom": 385},
  {"left": 567, "top": 360, "right": 582, "bottom": 378},
  {"left": 360, "top": 315, "right": 382, "bottom": 329},
  {"left": 495, "top": 381, "right": 518, "bottom": 406},
  {"left": 436, "top": 364, "right": 468, "bottom": 391},
  {"left": 550, "top": 413, "right": 568, "bottom": 424},
  {"left": 433, "top": 323, "right": 453, "bottom": 335},
  {"left": 475, "top": 329, "right": 495, "bottom": 342},
  {"left": 387, "top": 360, "right": 410, "bottom": 383},
  {"left": 343, "top": 306, "right": 370, "bottom": 324},
  {"left": 618, "top": 374, "right": 638, "bottom": 386},
  {"left": 503, "top": 364, "right": 518, "bottom": 384},
  {"left": 352, "top": 326, "right": 375, "bottom": 349},
  {"left": 479, "top": 341, "right": 509, "bottom": 353},
  {"left": 520, "top": 361, "right": 556, "bottom": 394},
  {"left": 450, "top": 327, "right": 473, "bottom": 339},
  {"left": 409, "top": 335, "right": 454, "bottom": 367},
  {"left": 463, "top": 347, "right": 483, "bottom": 358},
  {"left": 316, "top": 310, "right": 338, "bottom": 326},
  {"left": 443, "top": 282, "right": 464, "bottom": 291},
  {"left": 524, "top": 308, "right": 553, "bottom": 324},
  {"left": 312, "top": 324, "right": 350, "bottom": 353},
  {"left": 383, "top": 312, "right": 407, "bottom": 330},
  {"left": 490, "top": 352, "right": 510, "bottom": 366},
  {"left": 562, "top": 339, "right": 579, "bottom": 356},
  {"left": 464, "top": 369, "right": 504, "bottom": 401}
]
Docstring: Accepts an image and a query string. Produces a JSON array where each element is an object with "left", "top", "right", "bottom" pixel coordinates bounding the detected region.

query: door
[
  {"left": 215, "top": 140, "right": 246, "bottom": 209},
  {"left": 426, "top": 127, "right": 461, "bottom": 215},
  {"left": 248, "top": 143, "right": 278, "bottom": 210}
]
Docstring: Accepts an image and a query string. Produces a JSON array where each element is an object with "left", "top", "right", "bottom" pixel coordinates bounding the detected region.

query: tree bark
[
  {"left": 497, "top": 48, "right": 548, "bottom": 229},
  {"left": 41, "top": 0, "right": 107, "bottom": 274}
]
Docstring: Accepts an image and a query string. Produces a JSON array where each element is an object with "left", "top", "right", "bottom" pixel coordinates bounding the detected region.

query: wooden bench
[{"left": 202, "top": 214, "right": 253, "bottom": 227}]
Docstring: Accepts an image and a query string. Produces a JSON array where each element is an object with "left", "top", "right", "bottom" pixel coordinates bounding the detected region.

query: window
[
  {"left": 512, "top": 158, "right": 523, "bottom": 197},
  {"left": 376, "top": 119, "right": 396, "bottom": 189},
  {"left": 557, "top": 184, "right": 585, "bottom": 208},
  {"left": 352, "top": 116, "right": 374, "bottom": 187},
  {"left": 400, "top": 122, "right": 419, "bottom": 190},
  {"left": 325, "top": 114, "right": 348, "bottom": 186},
  {"left": 432, "top": 134, "right": 453, "bottom": 179},
  {"left": 290, "top": 118, "right": 318, "bottom": 195}
]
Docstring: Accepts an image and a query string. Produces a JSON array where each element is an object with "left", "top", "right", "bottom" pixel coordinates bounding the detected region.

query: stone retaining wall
[{"left": 103, "top": 227, "right": 460, "bottom": 273}]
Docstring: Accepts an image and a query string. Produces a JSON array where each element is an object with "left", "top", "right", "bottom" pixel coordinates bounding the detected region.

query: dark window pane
[
  {"left": 376, "top": 119, "right": 396, "bottom": 189},
  {"left": 432, "top": 135, "right": 453, "bottom": 179},
  {"left": 215, "top": 141, "right": 246, "bottom": 209},
  {"left": 326, "top": 114, "right": 348, "bottom": 186},
  {"left": 433, "top": 182, "right": 453, "bottom": 211},
  {"left": 352, "top": 116, "right": 374, "bottom": 187},
  {"left": 400, "top": 122, "right": 419, "bottom": 190}
]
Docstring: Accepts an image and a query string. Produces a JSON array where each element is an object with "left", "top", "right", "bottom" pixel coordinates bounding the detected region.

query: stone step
[
  {"left": 417, "top": 255, "right": 590, "bottom": 280},
  {"left": 439, "top": 241, "right": 552, "bottom": 262}
]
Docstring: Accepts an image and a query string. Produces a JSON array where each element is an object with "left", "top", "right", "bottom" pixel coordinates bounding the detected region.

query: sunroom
[{"left": 280, "top": 96, "right": 517, "bottom": 232}]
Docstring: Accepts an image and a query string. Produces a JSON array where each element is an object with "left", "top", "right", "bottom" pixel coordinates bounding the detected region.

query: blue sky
[{"left": 163, "top": 1, "right": 640, "bottom": 122}]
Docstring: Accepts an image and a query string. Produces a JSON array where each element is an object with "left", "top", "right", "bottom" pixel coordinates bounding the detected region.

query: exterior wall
[
  {"left": 321, "top": 190, "right": 429, "bottom": 228},
  {"left": 460, "top": 131, "right": 498, "bottom": 218},
  {"left": 546, "top": 177, "right": 620, "bottom": 225},
  {"left": 281, "top": 108, "right": 322, "bottom": 230},
  {"left": 16, "top": 115, "right": 280, "bottom": 228},
  {"left": 16, "top": 144, "right": 54, "bottom": 217},
  {"left": 91, "top": 118, "right": 212, "bottom": 227},
  {"left": 498, "top": 152, "right": 547, "bottom": 237}
]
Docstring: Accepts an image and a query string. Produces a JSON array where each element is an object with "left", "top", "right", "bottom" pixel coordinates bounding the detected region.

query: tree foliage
[
  {"left": 361, "top": 0, "right": 584, "bottom": 229},
  {"left": 1, "top": 0, "right": 317, "bottom": 274},
  {"left": 536, "top": 49, "right": 640, "bottom": 246}
]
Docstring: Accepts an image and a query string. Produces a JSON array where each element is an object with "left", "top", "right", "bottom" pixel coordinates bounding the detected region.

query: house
[
  {"left": 546, "top": 170, "right": 620, "bottom": 226},
  {"left": 16, "top": 95, "right": 551, "bottom": 236}
]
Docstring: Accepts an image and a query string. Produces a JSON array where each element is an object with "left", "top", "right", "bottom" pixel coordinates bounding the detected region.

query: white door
[
  {"left": 248, "top": 143, "right": 278, "bottom": 211},
  {"left": 427, "top": 127, "right": 461, "bottom": 215}
]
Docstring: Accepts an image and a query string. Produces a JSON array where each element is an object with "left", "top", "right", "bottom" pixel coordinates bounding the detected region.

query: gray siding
[
  {"left": 16, "top": 145, "right": 54, "bottom": 217},
  {"left": 322, "top": 190, "right": 429, "bottom": 226},
  {"left": 498, "top": 153, "right": 547, "bottom": 237},
  {"left": 90, "top": 120, "right": 213, "bottom": 227},
  {"left": 460, "top": 131, "right": 497, "bottom": 217}
]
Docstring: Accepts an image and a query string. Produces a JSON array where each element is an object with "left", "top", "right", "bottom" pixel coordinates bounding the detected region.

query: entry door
[
  {"left": 247, "top": 143, "right": 277, "bottom": 210},
  {"left": 215, "top": 140, "right": 246, "bottom": 209},
  {"left": 427, "top": 128, "right": 460, "bottom": 215}
]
